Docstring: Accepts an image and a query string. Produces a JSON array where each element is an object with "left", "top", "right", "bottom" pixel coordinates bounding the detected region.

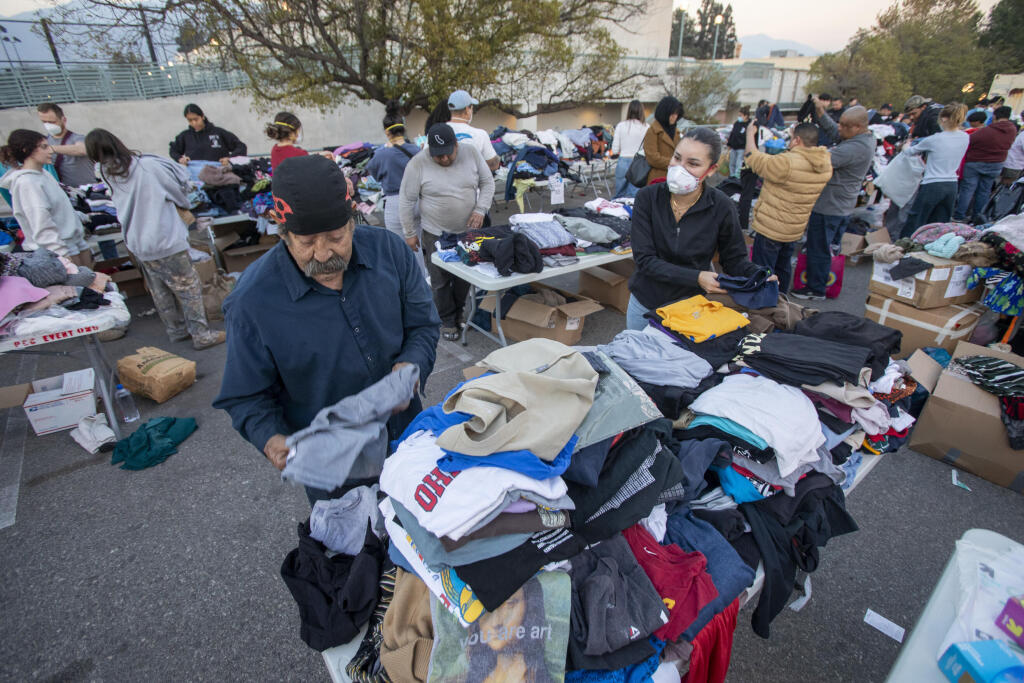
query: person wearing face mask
[
  {"left": 642, "top": 96, "right": 684, "bottom": 184},
  {"left": 0, "top": 129, "right": 92, "bottom": 267},
  {"left": 626, "top": 127, "right": 771, "bottom": 331},
  {"left": 213, "top": 154, "right": 439, "bottom": 504},
  {"left": 168, "top": 103, "right": 247, "bottom": 166},
  {"left": 36, "top": 102, "right": 96, "bottom": 188}
]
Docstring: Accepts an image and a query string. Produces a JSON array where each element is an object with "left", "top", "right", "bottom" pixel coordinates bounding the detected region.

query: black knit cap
[{"left": 272, "top": 155, "right": 353, "bottom": 235}]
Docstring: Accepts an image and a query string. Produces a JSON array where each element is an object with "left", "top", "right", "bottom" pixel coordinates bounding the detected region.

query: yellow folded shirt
[{"left": 656, "top": 295, "right": 749, "bottom": 343}]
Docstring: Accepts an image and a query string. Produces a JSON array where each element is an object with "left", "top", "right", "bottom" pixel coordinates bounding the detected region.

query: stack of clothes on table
[
  {"left": 870, "top": 215, "right": 1024, "bottom": 349},
  {"left": 627, "top": 299, "right": 907, "bottom": 640},
  {"left": 0, "top": 249, "right": 128, "bottom": 338},
  {"left": 556, "top": 200, "right": 633, "bottom": 252},
  {"left": 434, "top": 211, "right": 629, "bottom": 280},
  {"left": 278, "top": 338, "right": 762, "bottom": 682}
]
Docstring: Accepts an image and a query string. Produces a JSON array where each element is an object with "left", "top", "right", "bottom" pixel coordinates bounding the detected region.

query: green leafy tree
[
  {"left": 979, "top": 0, "right": 1024, "bottom": 73},
  {"left": 807, "top": 30, "right": 910, "bottom": 106},
  {"left": 668, "top": 9, "right": 697, "bottom": 58},
  {"left": 691, "top": 0, "right": 737, "bottom": 60},
  {"left": 663, "top": 61, "right": 735, "bottom": 123},
  {"left": 53, "top": 0, "right": 653, "bottom": 116},
  {"left": 809, "top": 0, "right": 992, "bottom": 109}
]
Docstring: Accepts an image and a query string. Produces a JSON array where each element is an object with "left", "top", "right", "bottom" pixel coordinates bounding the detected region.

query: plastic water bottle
[{"left": 114, "top": 384, "right": 140, "bottom": 423}]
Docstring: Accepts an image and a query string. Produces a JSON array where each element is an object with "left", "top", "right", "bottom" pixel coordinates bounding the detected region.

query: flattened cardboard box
[
  {"left": 578, "top": 259, "right": 635, "bottom": 315},
  {"left": 909, "top": 342, "right": 1024, "bottom": 492},
  {"left": 869, "top": 252, "right": 982, "bottom": 309},
  {"left": 864, "top": 294, "right": 985, "bottom": 355},
  {"left": 479, "top": 283, "right": 603, "bottom": 345},
  {"left": 117, "top": 347, "right": 196, "bottom": 404}
]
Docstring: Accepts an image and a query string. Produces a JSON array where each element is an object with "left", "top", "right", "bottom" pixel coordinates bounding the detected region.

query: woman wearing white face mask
[
  {"left": 626, "top": 127, "right": 774, "bottom": 331},
  {"left": 266, "top": 112, "right": 335, "bottom": 172}
]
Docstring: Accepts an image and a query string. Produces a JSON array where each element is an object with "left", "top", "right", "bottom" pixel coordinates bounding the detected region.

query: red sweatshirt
[{"left": 964, "top": 119, "right": 1019, "bottom": 164}]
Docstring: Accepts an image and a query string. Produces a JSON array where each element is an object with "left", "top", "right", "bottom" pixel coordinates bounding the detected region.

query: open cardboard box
[
  {"left": 869, "top": 252, "right": 982, "bottom": 309},
  {"left": 0, "top": 369, "right": 97, "bottom": 435},
  {"left": 478, "top": 282, "right": 603, "bottom": 346},
  {"left": 94, "top": 255, "right": 147, "bottom": 298},
  {"left": 221, "top": 234, "right": 279, "bottom": 274},
  {"left": 908, "top": 342, "right": 1024, "bottom": 492},
  {"left": 841, "top": 226, "right": 891, "bottom": 258},
  {"left": 578, "top": 260, "right": 635, "bottom": 315}
]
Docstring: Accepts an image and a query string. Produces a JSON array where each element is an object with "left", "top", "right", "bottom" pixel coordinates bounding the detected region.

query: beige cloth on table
[{"left": 436, "top": 338, "right": 599, "bottom": 461}]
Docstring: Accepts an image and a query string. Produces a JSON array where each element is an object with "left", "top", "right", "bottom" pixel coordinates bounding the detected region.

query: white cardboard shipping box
[{"left": 22, "top": 368, "right": 97, "bottom": 435}]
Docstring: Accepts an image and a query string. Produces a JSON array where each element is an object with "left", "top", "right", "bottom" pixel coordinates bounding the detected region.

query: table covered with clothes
[
  {"left": 0, "top": 265, "right": 132, "bottom": 438},
  {"left": 275, "top": 274, "right": 918, "bottom": 682}
]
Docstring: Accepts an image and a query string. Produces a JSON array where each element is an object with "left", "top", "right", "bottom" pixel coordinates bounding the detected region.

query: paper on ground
[
  {"left": 864, "top": 609, "right": 905, "bottom": 642},
  {"left": 951, "top": 470, "right": 972, "bottom": 491}
]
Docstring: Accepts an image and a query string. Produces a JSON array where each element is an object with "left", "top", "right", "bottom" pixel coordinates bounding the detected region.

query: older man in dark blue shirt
[{"left": 213, "top": 155, "right": 440, "bottom": 502}]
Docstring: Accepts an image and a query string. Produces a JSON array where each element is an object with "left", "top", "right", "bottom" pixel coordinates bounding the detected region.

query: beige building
[{"left": 989, "top": 73, "right": 1024, "bottom": 117}]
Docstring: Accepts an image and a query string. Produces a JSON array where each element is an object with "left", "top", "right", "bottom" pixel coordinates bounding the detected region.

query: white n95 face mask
[
  {"left": 666, "top": 165, "right": 701, "bottom": 195},
  {"left": 43, "top": 122, "right": 62, "bottom": 136}
]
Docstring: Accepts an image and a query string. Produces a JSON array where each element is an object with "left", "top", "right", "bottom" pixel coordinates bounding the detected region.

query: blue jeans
[
  {"left": 956, "top": 161, "right": 1003, "bottom": 219},
  {"left": 626, "top": 293, "right": 651, "bottom": 331},
  {"left": 728, "top": 149, "right": 744, "bottom": 178},
  {"left": 614, "top": 157, "right": 640, "bottom": 198},
  {"left": 901, "top": 181, "right": 957, "bottom": 239},
  {"left": 751, "top": 233, "right": 796, "bottom": 294},
  {"left": 803, "top": 212, "right": 848, "bottom": 294}
]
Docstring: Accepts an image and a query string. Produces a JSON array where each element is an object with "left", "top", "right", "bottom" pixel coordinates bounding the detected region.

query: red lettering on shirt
[{"left": 414, "top": 467, "right": 460, "bottom": 511}]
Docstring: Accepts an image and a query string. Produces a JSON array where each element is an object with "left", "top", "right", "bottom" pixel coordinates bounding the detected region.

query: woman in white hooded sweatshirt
[
  {"left": 85, "top": 128, "right": 224, "bottom": 350},
  {"left": 0, "top": 129, "right": 92, "bottom": 267}
]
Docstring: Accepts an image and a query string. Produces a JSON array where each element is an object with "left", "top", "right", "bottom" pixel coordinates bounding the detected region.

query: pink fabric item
[{"left": 0, "top": 276, "right": 50, "bottom": 319}]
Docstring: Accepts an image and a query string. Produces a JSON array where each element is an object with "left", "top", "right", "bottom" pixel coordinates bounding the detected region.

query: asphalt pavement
[{"left": 1, "top": 185, "right": 1022, "bottom": 683}]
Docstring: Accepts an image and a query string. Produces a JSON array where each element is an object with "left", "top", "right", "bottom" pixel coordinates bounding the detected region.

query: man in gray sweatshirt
[{"left": 399, "top": 123, "right": 494, "bottom": 338}]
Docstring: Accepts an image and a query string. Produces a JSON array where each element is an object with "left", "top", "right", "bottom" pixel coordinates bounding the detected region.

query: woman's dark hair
[
  {"left": 682, "top": 126, "right": 723, "bottom": 164},
  {"left": 424, "top": 99, "right": 451, "bottom": 136},
  {"left": 465, "top": 578, "right": 554, "bottom": 683},
  {"left": 85, "top": 128, "right": 136, "bottom": 179},
  {"left": 183, "top": 103, "right": 210, "bottom": 125},
  {"left": 383, "top": 100, "right": 406, "bottom": 138},
  {"left": 266, "top": 111, "right": 301, "bottom": 141},
  {"left": 654, "top": 96, "right": 684, "bottom": 138},
  {"left": 626, "top": 100, "right": 645, "bottom": 123},
  {"left": 0, "top": 129, "right": 46, "bottom": 166}
]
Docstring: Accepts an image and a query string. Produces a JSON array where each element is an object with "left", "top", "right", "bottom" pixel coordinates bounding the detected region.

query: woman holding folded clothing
[{"left": 626, "top": 126, "right": 776, "bottom": 331}]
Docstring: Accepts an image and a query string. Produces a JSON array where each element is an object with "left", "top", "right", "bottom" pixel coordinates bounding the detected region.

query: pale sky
[
  {"left": 675, "top": 0, "right": 1000, "bottom": 54},
  {"left": 2, "top": 0, "right": 1002, "bottom": 54}
]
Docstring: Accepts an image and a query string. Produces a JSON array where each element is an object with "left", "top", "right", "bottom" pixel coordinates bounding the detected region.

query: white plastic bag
[{"left": 874, "top": 149, "right": 925, "bottom": 208}]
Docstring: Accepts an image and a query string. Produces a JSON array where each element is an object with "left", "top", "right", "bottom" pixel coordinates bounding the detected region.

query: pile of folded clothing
[
  {"left": 509, "top": 213, "right": 580, "bottom": 268},
  {"left": 276, "top": 303, "right": 915, "bottom": 680}
]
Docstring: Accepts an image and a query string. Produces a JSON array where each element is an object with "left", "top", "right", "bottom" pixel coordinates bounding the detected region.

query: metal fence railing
[{"left": 0, "top": 62, "right": 250, "bottom": 109}]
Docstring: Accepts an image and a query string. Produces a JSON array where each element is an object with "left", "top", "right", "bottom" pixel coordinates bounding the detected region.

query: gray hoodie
[
  {"left": 101, "top": 154, "right": 191, "bottom": 262},
  {"left": 0, "top": 168, "right": 85, "bottom": 256}
]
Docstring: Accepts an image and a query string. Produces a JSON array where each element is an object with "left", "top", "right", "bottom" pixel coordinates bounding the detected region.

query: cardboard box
[
  {"left": 938, "top": 641, "right": 1024, "bottom": 682},
  {"left": 479, "top": 283, "right": 603, "bottom": 345},
  {"left": 117, "top": 347, "right": 196, "bottom": 404},
  {"left": 909, "top": 342, "right": 1024, "bottom": 492},
  {"left": 841, "top": 227, "right": 891, "bottom": 257},
  {"left": 0, "top": 369, "right": 97, "bottom": 435},
  {"left": 94, "top": 256, "right": 147, "bottom": 298},
  {"left": 864, "top": 294, "right": 986, "bottom": 355},
  {"left": 578, "top": 259, "right": 635, "bottom": 314},
  {"left": 869, "top": 253, "right": 982, "bottom": 309},
  {"left": 221, "top": 234, "right": 278, "bottom": 274}
]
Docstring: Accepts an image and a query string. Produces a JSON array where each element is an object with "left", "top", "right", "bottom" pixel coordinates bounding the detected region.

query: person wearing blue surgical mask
[{"left": 625, "top": 127, "right": 775, "bottom": 331}]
